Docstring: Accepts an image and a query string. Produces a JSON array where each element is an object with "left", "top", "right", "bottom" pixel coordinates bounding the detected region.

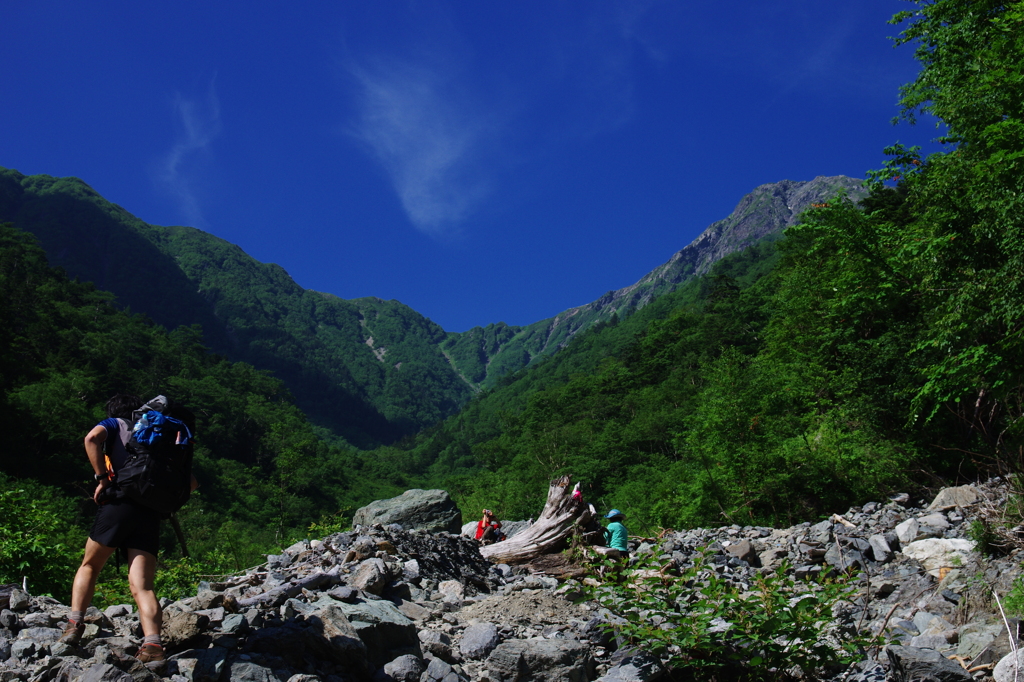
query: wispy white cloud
[
  {"left": 341, "top": 3, "right": 670, "bottom": 237},
  {"left": 347, "top": 59, "right": 492, "bottom": 237},
  {"left": 156, "top": 77, "right": 221, "bottom": 227}
]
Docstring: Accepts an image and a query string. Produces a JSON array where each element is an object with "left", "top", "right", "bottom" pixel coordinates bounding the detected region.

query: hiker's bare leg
[
  {"left": 127, "top": 549, "right": 161, "bottom": 637},
  {"left": 71, "top": 538, "right": 117, "bottom": 613}
]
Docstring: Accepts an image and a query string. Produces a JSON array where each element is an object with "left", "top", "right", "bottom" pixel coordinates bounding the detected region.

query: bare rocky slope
[
  {"left": 444, "top": 175, "right": 868, "bottom": 388},
  {"left": 2, "top": 477, "right": 1021, "bottom": 682}
]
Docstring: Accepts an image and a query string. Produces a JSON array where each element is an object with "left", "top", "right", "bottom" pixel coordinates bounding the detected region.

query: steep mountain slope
[
  {"left": 0, "top": 168, "right": 474, "bottom": 447},
  {"left": 0, "top": 166, "right": 862, "bottom": 446},
  {"left": 442, "top": 176, "right": 866, "bottom": 387}
]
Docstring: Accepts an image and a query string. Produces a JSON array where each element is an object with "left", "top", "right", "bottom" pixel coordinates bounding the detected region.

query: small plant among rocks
[{"left": 586, "top": 549, "right": 880, "bottom": 681}]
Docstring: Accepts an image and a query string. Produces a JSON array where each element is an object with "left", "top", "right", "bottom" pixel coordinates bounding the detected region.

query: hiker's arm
[
  {"left": 190, "top": 474, "right": 200, "bottom": 492},
  {"left": 84, "top": 425, "right": 111, "bottom": 504}
]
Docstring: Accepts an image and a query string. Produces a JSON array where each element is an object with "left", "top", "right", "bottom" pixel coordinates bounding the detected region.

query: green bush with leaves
[
  {"left": 0, "top": 476, "right": 86, "bottom": 601},
  {"left": 586, "top": 551, "right": 877, "bottom": 681}
]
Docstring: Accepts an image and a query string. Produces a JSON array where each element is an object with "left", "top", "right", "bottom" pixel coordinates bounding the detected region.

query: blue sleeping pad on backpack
[{"left": 116, "top": 408, "right": 194, "bottom": 516}]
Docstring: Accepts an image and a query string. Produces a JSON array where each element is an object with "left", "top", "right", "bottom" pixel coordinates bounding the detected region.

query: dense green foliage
[
  {"left": 885, "top": 0, "right": 1024, "bottom": 440},
  {"left": 587, "top": 551, "right": 874, "bottom": 680},
  {"left": 0, "top": 475, "right": 86, "bottom": 599},
  {"left": 0, "top": 223, "right": 403, "bottom": 599}
]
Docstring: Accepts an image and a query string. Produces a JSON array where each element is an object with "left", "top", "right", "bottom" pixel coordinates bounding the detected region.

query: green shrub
[
  {"left": 306, "top": 509, "right": 353, "bottom": 539},
  {"left": 92, "top": 550, "right": 240, "bottom": 608},
  {"left": 967, "top": 519, "right": 1003, "bottom": 557},
  {"left": 1002, "top": 573, "right": 1024, "bottom": 618},
  {"left": 586, "top": 550, "right": 878, "bottom": 681},
  {"left": 0, "top": 477, "right": 87, "bottom": 601}
]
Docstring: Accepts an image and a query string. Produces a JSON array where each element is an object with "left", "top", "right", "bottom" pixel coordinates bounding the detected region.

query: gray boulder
[
  {"left": 10, "top": 638, "right": 38, "bottom": 661},
  {"left": 221, "top": 613, "right": 250, "bottom": 635},
  {"left": 957, "top": 622, "right": 1002, "bottom": 659},
  {"left": 304, "top": 603, "right": 369, "bottom": 667},
  {"left": 886, "top": 645, "right": 972, "bottom": 682},
  {"left": 382, "top": 653, "right": 425, "bottom": 681},
  {"left": 226, "top": 660, "right": 278, "bottom": 682},
  {"left": 419, "top": 629, "right": 455, "bottom": 661},
  {"left": 501, "top": 519, "right": 531, "bottom": 539},
  {"left": 895, "top": 517, "right": 921, "bottom": 545},
  {"left": 421, "top": 656, "right": 462, "bottom": 682},
  {"left": 917, "top": 512, "right": 951, "bottom": 533},
  {"left": 598, "top": 648, "right": 666, "bottom": 682},
  {"left": 972, "top": 620, "right": 1023, "bottom": 666},
  {"left": 928, "top": 485, "right": 980, "bottom": 511},
  {"left": 8, "top": 588, "right": 30, "bottom": 611},
  {"left": 334, "top": 598, "right": 420, "bottom": 667},
  {"left": 868, "top": 534, "right": 893, "bottom": 563},
  {"left": 162, "top": 609, "right": 210, "bottom": 648},
  {"left": 0, "top": 584, "right": 16, "bottom": 610},
  {"left": 996, "top": 650, "right": 1024, "bottom": 682},
  {"left": 75, "top": 663, "right": 136, "bottom": 682},
  {"left": 168, "top": 647, "right": 230, "bottom": 682},
  {"left": 724, "top": 539, "right": 758, "bottom": 566},
  {"left": 909, "top": 633, "right": 955, "bottom": 651},
  {"left": 354, "top": 489, "right": 462, "bottom": 534},
  {"left": 350, "top": 558, "right": 390, "bottom": 595},
  {"left": 824, "top": 536, "right": 870, "bottom": 571},
  {"left": 16, "top": 626, "right": 61, "bottom": 644},
  {"left": 103, "top": 604, "right": 132, "bottom": 619},
  {"left": 485, "top": 638, "right": 593, "bottom": 682},
  {"left": 438, "top": 580, "right": 465, "bottom": 603},
  {"left": 22, "top": 611, "right": 54, "bottom": 627},
  {"left": 459, "top": 621, "right": 499, "bottom": 660}
]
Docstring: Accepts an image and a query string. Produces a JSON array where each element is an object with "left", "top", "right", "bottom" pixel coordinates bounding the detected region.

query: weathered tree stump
[{"left": 480, "top": 475, "right": 592, "bottom": 565}]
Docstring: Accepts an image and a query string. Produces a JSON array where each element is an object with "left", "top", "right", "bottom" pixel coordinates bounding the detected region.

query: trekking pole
[{"left": 169, "top": 513, "right": 190, "bottom": 558}]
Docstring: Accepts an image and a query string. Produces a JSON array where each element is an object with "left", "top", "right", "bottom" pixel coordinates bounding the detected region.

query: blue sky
[{"left": 1, "top": 1, "right": 939, "bottom": 332}]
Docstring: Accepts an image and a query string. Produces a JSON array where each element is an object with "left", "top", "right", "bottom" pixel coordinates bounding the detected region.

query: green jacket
[{"left": 603, "top": 521, "right": 629, "bottom": 552}]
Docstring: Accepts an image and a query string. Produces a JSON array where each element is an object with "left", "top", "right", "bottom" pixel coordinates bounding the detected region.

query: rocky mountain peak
[{"left": 591, "top": 175, "right": 866, "bottom": 317}]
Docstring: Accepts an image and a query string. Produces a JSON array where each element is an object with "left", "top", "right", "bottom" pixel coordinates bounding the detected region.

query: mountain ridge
[
  {"left": 442, "top": 175, "right": 866, "bottom": 387},
  {"left": 0, "top": 166, "right": 864, "bottom": 444}
]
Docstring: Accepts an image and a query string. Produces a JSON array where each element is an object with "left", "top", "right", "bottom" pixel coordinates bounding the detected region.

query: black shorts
[{"left": 90, "top": 499, "right": 160, "bottom": 557}]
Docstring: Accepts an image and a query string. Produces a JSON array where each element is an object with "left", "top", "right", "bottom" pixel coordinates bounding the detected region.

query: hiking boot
[
  {"left": 58, "top": 620, "right": 85, "bottom": 646},
  {"left": 135, "top": 643, "right": 165, "bottom": 663}
]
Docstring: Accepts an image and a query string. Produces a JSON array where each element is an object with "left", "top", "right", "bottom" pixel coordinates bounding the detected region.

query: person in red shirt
[{"left": 474, "top": 509, "right": 502, "bottom": 545}]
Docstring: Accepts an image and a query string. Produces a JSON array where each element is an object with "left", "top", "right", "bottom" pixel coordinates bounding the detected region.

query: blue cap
[{"left": 605, "top": 509, "right": 624, "bottom": 519}]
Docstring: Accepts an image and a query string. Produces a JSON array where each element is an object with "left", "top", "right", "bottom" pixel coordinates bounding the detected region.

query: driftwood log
[{"left": 480, "top": 475, "right": 593, "bottom": 565}]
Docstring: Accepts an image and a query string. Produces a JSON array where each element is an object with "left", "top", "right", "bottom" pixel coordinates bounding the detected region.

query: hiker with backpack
[{"left": 59, "top": 394, "right": 198, "bottom": 663}]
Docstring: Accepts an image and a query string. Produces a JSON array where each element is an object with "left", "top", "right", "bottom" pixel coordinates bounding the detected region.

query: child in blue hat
[{"left": 603, "top": 509, "right": 629, "bottom": 557}]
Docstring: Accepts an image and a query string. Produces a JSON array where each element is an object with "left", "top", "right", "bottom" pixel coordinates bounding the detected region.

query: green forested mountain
[
  {"left": 0, "top": 168, "right": 852, "bottom": 447},
  {"left": 0, "top": 170, "right": 475, "bottom": 448},
  {"left": 376, "top": 0, "right": 1024, "bottom": 533}
]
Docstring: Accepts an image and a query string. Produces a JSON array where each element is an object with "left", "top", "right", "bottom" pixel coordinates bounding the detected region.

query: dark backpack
[{"left": 115, "top": 396, "right": 195, "bottom": 516}]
